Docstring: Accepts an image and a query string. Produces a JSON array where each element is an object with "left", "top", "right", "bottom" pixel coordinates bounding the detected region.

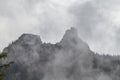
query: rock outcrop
[{"left": 2, "top": 28, "right": 120, "bottom": 80}]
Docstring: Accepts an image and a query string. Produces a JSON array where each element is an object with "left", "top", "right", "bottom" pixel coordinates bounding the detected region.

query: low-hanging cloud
[
  {"left": 0, "top": 0, "right": 120, "bottom": 55},
  {"left": 69, "top": 0, "right": 120, "bottom": 54},
  {"left": 0, "top": 0, "right": 75, "bottom": 51}
]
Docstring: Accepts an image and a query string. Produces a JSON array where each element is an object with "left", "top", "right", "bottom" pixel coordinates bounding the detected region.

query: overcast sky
[{"left": 0, "top": 0, "right": 120, "bottom": 55}]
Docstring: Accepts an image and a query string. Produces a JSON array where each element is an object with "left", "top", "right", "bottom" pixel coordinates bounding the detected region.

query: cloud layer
[
  {"left": 70, "top": 0, "right": 120, "bottom": 54},
  {"left": 0, "top": 0, "right": 120, "bottom": 55}
]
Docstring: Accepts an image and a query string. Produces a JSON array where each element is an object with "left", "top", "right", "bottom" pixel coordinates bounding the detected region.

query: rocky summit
[{"left": 2, "top": 28, "right": 120, "bottom": 80}]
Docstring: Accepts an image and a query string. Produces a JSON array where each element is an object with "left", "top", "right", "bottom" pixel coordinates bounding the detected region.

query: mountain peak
[
  {"left": 19, "top": 33, "right": 40, "bottom": 40},
  {"left": 16, "top": 33, "right": 42, "bottom": 45},
  {"left": 60, "top": 27, "right": 89, "bottom": 50},
  {"left": 60, "top": 27, "right": 78, "bottom": 43},
  {"left": 63, "top": 27, "right": 78, "bottom": 39}
]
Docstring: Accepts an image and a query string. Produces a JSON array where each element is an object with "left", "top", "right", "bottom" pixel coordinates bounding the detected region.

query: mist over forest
[
  {"left": 1, "top": 28, "right": 120, "bottom": 80},
  {"left": 0, "top": 0, "right": 120, "bottom": 80},
  {"left": 0, "top": 0, "right": 120, "bottom": 54}
]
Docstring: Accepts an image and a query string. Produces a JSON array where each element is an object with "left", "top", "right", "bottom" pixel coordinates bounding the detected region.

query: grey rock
[{"left": 2, "top": 28, "right": 120, "bottom": 80}]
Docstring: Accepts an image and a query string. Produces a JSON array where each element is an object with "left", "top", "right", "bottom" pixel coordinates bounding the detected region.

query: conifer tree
[{"left": 0, "top": 52, "right": 14, "bottom": 80}]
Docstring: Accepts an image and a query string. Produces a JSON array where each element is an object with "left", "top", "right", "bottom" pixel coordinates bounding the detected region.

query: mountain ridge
[{"left": 2, "top": 27, "right": 120, "bottom": 80}]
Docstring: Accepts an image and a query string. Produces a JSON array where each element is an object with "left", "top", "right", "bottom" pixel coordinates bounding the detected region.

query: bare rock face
[
  {"left": 60, "top": 27, "right": 89, "bottom": 51},
  {"left": 17, "top": 33, "right": 42, "bottom": 45},
  {"left": 2, "top": 28, "right": 120, "bottom": 80}
]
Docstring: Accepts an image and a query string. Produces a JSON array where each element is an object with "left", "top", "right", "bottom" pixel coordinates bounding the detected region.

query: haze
[{"left": 0, "top": 0, "right": 120, "bottom": 55}]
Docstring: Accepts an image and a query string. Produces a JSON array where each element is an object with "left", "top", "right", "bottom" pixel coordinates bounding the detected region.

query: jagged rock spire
[
  {"left": 60, "top": 27, "right": 89, "bottom": 50},
  {"left": 16, "top": 33, "right": 42, "bottom": 45}
]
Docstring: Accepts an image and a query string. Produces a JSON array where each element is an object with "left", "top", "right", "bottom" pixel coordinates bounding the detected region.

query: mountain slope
[{"left": 3, "top": 28, "right": 120, "bottom": 80}]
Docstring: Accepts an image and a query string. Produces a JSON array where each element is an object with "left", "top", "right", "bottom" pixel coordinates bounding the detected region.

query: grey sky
[{"left": 0, "top": 0, "right": 120, "bottom": 55}]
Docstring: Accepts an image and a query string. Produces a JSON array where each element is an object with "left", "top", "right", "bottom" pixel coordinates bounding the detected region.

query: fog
[
  {"left": 0, "top": 0, "right": 120, "bottom": 54},
  {"left": 4, "top": 27, "right": 119, "bottom": 80}
]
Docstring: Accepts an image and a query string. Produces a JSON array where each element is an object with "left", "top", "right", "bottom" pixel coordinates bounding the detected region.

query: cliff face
[{"left": 3, "top": 28, "right": 120, "bottom": 80}]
